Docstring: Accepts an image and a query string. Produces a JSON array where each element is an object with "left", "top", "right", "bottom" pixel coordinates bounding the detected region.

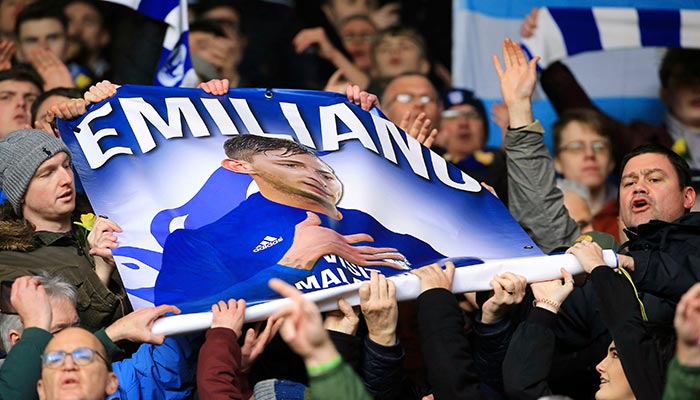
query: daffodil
[
  {"left": 73, "top": 213, "right": 97, "bottom": 231},
  {"left": 672, "top": 138, "right": 689, "bottom": 159}
]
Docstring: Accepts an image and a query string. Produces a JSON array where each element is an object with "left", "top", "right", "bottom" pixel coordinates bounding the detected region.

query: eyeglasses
[
  {"left": 559, "top": 140, "right": 610, "bottom": 155},
  {"left": 393, "top": 94, "right": 434, "bottom": 105},
  {"left": 341, "top": 33, "right": 375, "bottom": 44},
  {"left": 442, "top": 109, "right": 482, "bottom": 120},
  {"left": 41, "top": 347, "right": 109, "bottom": 369}
]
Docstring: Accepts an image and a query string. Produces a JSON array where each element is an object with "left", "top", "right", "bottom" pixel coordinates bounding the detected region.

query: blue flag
[{"left": 104, "top": 0, "right": 197, "bottom": 87}]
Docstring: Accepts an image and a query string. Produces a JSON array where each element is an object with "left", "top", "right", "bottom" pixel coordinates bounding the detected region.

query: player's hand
[{"left": 279, "top": 212, "right": 406, "bottom": 271}]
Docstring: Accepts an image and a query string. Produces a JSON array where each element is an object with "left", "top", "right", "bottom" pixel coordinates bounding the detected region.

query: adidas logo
[{"left": 253, "top": 236, "right": 283, "bottom": 252}]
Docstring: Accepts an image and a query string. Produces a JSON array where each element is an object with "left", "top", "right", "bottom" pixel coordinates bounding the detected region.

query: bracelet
[
  {"left": 533, "top": 298, "right": 561, "bottom": 310},
  {"left": 306, "top": 353, "right": 342, "bottom": 377}
]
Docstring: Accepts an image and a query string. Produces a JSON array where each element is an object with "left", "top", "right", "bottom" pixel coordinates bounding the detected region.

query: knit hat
[
  {"left": 253, "top": 379, "right": 307, "bottom": 400},
  {"left": 441, "top": 88, "right": 489, "bottom": 141},
  {"left": 0, "top": 129, "right": 71, "bottom": 214}
]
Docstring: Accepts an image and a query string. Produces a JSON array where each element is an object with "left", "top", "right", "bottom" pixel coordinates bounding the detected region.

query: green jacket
[
  {"left": 0, "top": 327, "right": 119, "bottom": 400},
  {"left": 664, "top": 357, "right": 700, "bottom": 400},
  {"left": 0, "top": 230, "right": 131, "bottom": 332},
  {"left": 307, "top": 361, "right": 372, "bottom": 400}
]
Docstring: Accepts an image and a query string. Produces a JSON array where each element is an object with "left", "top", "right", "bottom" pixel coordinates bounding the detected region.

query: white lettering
[
  {"left": 229, "top": 98, "right": 295, "bottom": 141},
  {"left": 75, "top": 102, "right": 133, "bottom": 169},
  {"left": 295, "top": 275, "right": 321, "bottom": 290},
  {"left": 321, "top": 269, "right": 342, "bottom": 287},
  {"left": 336, "top": 268, "right": 350, "bottom": 283},
  {"left": 201, "top": 98, "right": 239, "bottom": 136},
  {"left": 280, "top": 102, "right": 316, "bottom": 148},
  {"left": 320, "top": 103, "right": 378, "bottom": 153},
  {"left": 430, "top": 151, "right": 481, "bottom": 192},
  {"left": 120, "top": 97, "right": 209, "bottom": 153},
  {"left": 373, "top": 115, "right": 428, "bottom": 179},
  {"left": 339, "top": 258, "right": 370, "bottom": 279}
]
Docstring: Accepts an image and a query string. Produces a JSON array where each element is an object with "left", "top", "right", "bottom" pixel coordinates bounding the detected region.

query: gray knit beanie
[{"left": 0, "top": 129, "right": 71, "bottom": 214}]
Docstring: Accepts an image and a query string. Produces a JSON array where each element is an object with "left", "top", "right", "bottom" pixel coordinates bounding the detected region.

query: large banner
[{"left": 57, "top": 86, "right": 547, "bottom": 319}]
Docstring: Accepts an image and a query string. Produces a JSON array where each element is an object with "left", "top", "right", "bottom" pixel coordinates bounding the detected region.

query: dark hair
[
  {"left": 372, "top": 25, "right": 428, "bottom": 62},
  {"left": 552, "top": 108, "right": 615, "bottom": 158},
  {"left": 189, "top": 19, "right": 227, "bottom": 38},
  {"left": 659, "top": 48, "right": 700, "bottom": 89},
  {"left": 15, "top": 2, "right": 68, "bottom": 37},
  {"left": 192, "top": 0, "right": 244, "bottom": 36},
  {"left": 0, "top": 66, "right": 43, "bottom": 91},
  {"left": 30, "top": 87, "right": 83, "bottom": 127},
  {"left": 642, "top": 321, "right": 677, "bottom": 387},
  {"left": 223, "top": 134, "right": 315, "bottom": 161},
  {"left": 339, "top": 14, "right": 377, "bottom": 31},
  {"left": 620, "top": 143, "right": 692, "bottom": 189}
]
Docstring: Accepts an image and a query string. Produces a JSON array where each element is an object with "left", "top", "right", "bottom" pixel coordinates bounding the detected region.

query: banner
[
  {"left": 104, "top": 0, "right": 197, "bottom": 87},
  {"left": 57, "top": 85, "right": 548, "bottom": 319}
]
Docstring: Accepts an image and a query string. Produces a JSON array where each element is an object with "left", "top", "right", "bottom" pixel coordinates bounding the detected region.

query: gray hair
[{"left": 0, "top": 272, "right": 77, "bottom": 353}]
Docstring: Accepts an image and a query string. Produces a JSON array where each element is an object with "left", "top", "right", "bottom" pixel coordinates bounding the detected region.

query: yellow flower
[
  {"left": 672, "top": 138, "right": 689, "bottom": 158},
  {"left": 474, "top": 150, "right": 494, "bottom": 166},
  {"left": 73, "top": 213, "right": 97, "bottom": 231}
]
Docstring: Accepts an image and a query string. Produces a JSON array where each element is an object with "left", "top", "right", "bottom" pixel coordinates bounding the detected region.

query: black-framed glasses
[
  {"left": 394, "top": 94, "right": 434, "bottom": 105},
  {"left": 559, "top": 140, "right": 610, "bottom": 155},
  {"left": 41, "top": 347, "right": 108, "bottom": 369}
]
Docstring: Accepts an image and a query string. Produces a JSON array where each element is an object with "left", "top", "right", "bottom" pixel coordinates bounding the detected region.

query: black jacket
[{"left": 503, "top": 267, "right": 665, "bottom": 400}]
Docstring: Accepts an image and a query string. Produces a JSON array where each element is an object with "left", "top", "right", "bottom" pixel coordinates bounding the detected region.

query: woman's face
[
  {"left": 595, "top": 341, "right": 635, "bottom": 400},
  {"left": 554, "top": 121, "right": 614, "bottom": 192},
  {"left": 339, "top": 18, "right": 376, "bottom": 71}
]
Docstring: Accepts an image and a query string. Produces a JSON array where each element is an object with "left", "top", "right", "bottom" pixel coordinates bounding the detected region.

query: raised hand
[
  {"left": 293, "top": 27, "right": 339, "bottom": 61},
  {"left": 323, "top": 297, "right": 360, "bottom": 335},
  {"left": 520, "top": 8, "right": 539, "bottom": 38},
  {"left": 198, "top": 78, "right": 230, "bottom": 96},
  {"left": 104, "top": 304, "right": 181, "bottom": 345},
  {"left": 11, "top": 276, "right": 52, "bottom": 330},
  {"left": 411, "top": 261, "right": 456, "bottom": 294},
  {"left": 211, "top": 299, "right": 246, "bottom": 338},
  {"left": 360, "top": 271, "right": 398, "bottom": 346},
  {"left": 566, "top": 240, "right": 606, "bottom": 274},
  {"left": 481, "top": 272, "right": 527, "bottom": 324},
  {"left": 28, "top": 47, "right": 74, "bottom": 90},
  {"left": 87, "top": 217, "right": 122, "bottom": 286},
  {"left": 530, "top": 268, "right": 575, "bottom": 314},
  {"left": 48, "top": 98, "right": 88, "bottom": 121},
  {"left": 492, "top": 38, "right": 539, "bottom": 128},
  {"left": 269, "top": 278, "right": 338, "bottom": 366},
  {"left": 279, "top": 212, "right": 405, "bottom": 271},
  {"left": 675, "top": 283, "right": 700, "bottom": 366},
  {"left": 346, "top": 84, "right": 380, "bottom": 111},
  {"left": 399, "top": 110, "right": 438, "bottom": 147},
  {"left": 0, "top": 40, "right": 15, "bottom": 71},
  {"left": 490, "top": 102, "right": 510, "bottom": 146},
  {"left": 84, "top": 80, "right": 120, "bottom": 104},
  {"left": 240, "top": 315, "right": 284, "bottom": 372}
]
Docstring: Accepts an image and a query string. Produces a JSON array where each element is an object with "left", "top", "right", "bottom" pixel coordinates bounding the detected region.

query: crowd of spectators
[{"left": 0, "top": 1, "right": 699, "bottom": 399}]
